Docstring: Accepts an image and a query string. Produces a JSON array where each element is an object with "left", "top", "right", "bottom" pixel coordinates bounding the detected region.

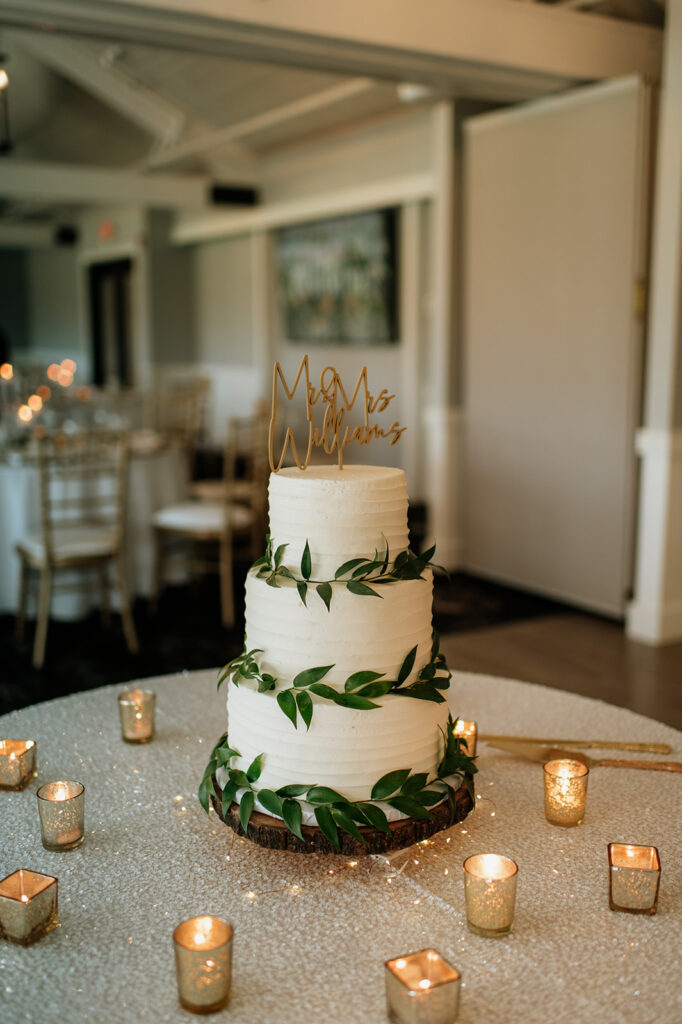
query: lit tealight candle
[
  {"left": 173, "top": 915, "right": 233, "bottom": 1014},
  {"left": 452, "top": 720, "right": 477, "bottom": 757},
  {"left": 36, "top": 781, "right": 85, "bottom": 852},
  {"left": 608, "top": 843, "right": 661, "bottom": 915},
  {"left": 543, "top": 759, "right": 589, "bottom": 827},
  {"left": 0, "top": 869, "right": 58, "bottom": 945},
  {"left": 0, "top": 739, "right": 37, "bottom": 791},
  {"left": 463, "top": 853, "right": 518, "bottom": 938},
  {"left": 385, "top": 949, "right": 461, "bottom": 1024},
  {"left": 118, "top": 689, "right": 156, "bottom": 743}
]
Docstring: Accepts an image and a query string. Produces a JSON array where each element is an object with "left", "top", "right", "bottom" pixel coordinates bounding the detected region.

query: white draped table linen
[
  {"left": 0, "top": 445, "right": 186, "bottom": 618},
  {"left": 0, "top": 669, "right": 680, "bottom": 1023}
]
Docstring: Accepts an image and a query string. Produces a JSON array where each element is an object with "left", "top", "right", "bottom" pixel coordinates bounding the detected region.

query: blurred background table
[{"left": 0, "top": 670, "right": 680, "bottom": 1023}]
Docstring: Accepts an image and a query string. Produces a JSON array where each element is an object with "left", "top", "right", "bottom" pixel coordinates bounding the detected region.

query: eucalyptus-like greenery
[
  {"left": 218, "top": 631, "right": 451, "bottom": 730},
  {"left": 251, "top": 535, "right": 447, "bottom": 609},
  {"left": 198, "top": 715, "right": 477, "bottom": 852}
]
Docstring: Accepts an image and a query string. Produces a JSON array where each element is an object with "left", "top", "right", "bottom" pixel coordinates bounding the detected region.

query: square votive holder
[
  {"left": 543, "top": 758, "right": 589, "bottom": 827},
  {"left": 0, "top": 869, "right": 58, "bottom": 945},
  {"left": 173, "top": 915, "right": 233, "bottom": 1014},
  {"left": 0, "top": 739, "right": 37, "bottom": 790},
  {"left": 608, "top": 843, "right": 661, "bottom": 915},
  {"left": 118, "top": 688, "right": 156, "bottom": 743},
  {"left": 36, "top": 781, "right": 85, "bottom": 851},
  {"left": 453, "top": 720, "right": 477, "bottom": 757},
  {"left": 463, "top": 853, "right": 518, "bottom": 938},
  {"left": 385, "top": 949, "right": 461, "bottom": 1024}
]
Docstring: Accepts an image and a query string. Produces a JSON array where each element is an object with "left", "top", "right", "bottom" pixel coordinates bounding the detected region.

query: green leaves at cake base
[{"left": 198, "top": 716, "right": 477, "bottom": 851}]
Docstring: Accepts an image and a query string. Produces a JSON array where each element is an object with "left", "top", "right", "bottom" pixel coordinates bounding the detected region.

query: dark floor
[{"left": 0, "top": 568, "right": 569, "bottom": 716}]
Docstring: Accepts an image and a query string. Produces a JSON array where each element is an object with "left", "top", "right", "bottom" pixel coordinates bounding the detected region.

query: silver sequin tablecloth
[{"left": 1, "top": 669, "right": 680, "bottom": 1024}]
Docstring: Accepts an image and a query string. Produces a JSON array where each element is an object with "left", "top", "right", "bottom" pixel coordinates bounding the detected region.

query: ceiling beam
[
  {"left": 0, "top": 0, "right": 662, "bottom": 101},
  {"left": 0, "top": 222, "right": 57, "bottom": 248},
  {"left": 0, "top": 160, "right": 230, "bottom": 207},
  {"left": 145, "top": 77, "right": 378, "bottom": 169},
  {"left": 9, "top": 29, "right": 187, "bottom": 146}
]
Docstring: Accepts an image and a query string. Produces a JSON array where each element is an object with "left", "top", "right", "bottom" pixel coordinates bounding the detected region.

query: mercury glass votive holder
[
  {"left": 608, "top": 843, "right": 661, "bottom": 915},
  {"left": 173, "top": 915, "right": 233, "bottom": 1014},
  {"left": 463, "top": 853, "right": 518, "bottom": 938},
  {"left": 118, "top": 688, "right": 156, "bottom": 743},
  {"left": 453, "top": 720, "right": 477, "bottom": 757},
  {"left": 0, "top": 869, "right": 58, "bottom": 945},
  {"left": 0, "top": 739, "right": 37, "bottom": 790},
  {"left": 543, "top": 759, "right": 589, "bottom": 827},
  {"left": 36, "top": 781, "right": 85, "bottom": 851},
  {"left": 385, "top": 949, "right": 461, "bottom": 1024}
]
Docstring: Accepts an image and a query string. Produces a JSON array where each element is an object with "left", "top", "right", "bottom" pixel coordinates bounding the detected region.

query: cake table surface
[{"left": 1, "top": 667, "right": 680, "bottom": 1023}]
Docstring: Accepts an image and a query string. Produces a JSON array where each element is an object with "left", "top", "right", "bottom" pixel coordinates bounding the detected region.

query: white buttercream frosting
[
  {"left": 268, "top": 464, "right": 409, "bottom": 578},
  {"left": 225, "top": 684, "right": 448, "bottom": 810},
  {"left": 244, "top": 571, "right": 432, "bottom": 686},
  {"left": 226, "top": 464, "right": 447, "bottom": 822}
]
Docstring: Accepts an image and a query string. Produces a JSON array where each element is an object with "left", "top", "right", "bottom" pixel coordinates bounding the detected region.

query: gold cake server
[
  {"left": 479, "top": 735, "right": 672, "bottom": 755},
  {"left": 485, "top": 739, "right": 682, "bottom": 773}
]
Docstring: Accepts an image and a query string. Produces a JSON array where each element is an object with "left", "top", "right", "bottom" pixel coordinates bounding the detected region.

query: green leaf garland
[{"left": 198, "top": 716, "right": 477, "bottom": 850}]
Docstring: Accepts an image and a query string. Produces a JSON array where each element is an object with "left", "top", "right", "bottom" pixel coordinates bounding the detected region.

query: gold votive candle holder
[
  {"left": 0, "top": 869, "right": 58, "bottom": 945},
  {"left": 385, "top": 949, "right": 461, "bottom": 1024},
  {"left": 453, "top": 720, "right": 477, "bottom": 757},
  {"left": 36, "top": 780, "right": 85, "bottom": 851},
  {"left": 118, "top": 688, "right": 156, "bottom": 743},
  {"left": 0, "top": 739, "right": 37, "bottom": 790},
  {"left": 543, "top": 758, "right": 589, "bottom": 827},
  {"left": 608, "top": 843, "right": 661, "bottom": 915},
  {"left": 173, "top": 915, "right": 233, "bottom": 1014},
  {"left": 463, "top": 853, "right": 518, "bottom": 938}
]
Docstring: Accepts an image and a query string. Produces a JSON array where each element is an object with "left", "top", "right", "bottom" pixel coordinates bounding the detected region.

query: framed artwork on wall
[{"left": 275, "top": 207, "right": 398, "bottom": 344}]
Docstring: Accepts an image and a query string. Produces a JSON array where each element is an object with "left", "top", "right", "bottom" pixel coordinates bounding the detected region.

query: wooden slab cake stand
[{"left": 210, "top": 773, "right": 475, "bottom": 856}]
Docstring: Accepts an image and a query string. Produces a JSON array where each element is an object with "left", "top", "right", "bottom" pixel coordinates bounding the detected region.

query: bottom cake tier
[{"left": 210, "top": 771, "right": 475, "bottom": 856}]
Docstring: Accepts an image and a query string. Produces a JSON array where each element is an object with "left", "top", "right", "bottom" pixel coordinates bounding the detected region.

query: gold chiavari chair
[
  {"left": 15, "top": 432, "right": 139, "bottom": 668},
  {"left": 152, "top": 377, "right": 210, "bottom": 479},
  {"left": 188, "top": 403, "right": 270, "bottom": 558},
  {"left": 151, "top": 414, "right": 268, "bottom": 627}
]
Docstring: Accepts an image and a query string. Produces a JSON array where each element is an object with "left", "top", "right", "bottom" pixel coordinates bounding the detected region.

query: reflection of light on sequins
[
  {"left": 244, "top": 891, "right": 257, "bottom": 903},
  {"left": 418, "top": 979, "right": 431, "bottom": 990},
  {"left": 288, "top": 884, "right": 302, "bottom": 897},
  {"left": 347, "top": 860, "right": 358, "bottom": 868},
  {"left": 444, "top": 869, "right": 449, "bottom": 876}
]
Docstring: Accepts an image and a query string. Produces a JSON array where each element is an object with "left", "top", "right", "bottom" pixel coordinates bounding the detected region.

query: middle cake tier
[{"left": 244, "top": 570, "right": 433, "bottom": 687}]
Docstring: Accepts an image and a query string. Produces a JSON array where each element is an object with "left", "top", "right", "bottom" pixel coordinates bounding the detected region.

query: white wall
[
  {"left": 23, "top": 247, "right": 86, "bottom": 375},
  {"left": 177, "top": 108, "right": 435, "bottom": 482}
]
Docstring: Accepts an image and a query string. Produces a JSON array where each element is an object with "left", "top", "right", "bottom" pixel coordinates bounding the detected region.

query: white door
[{"left": 462, "top": 76, "right": 651, "bottom": 616}]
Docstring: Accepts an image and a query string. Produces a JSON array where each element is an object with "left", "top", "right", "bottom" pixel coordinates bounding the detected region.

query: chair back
[
  {"left": 36, "top": 432, "right": 130, "bottom": 563},
  {"left": 152, "top": 377, "right": 210, "bottom": 478},
  {"left": 224, "top": 408, "right": 269, "bottom": 496}
]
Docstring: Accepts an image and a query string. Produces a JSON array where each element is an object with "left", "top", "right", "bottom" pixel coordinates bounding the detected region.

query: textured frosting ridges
[
  {"left": 268, "top": 465, "right": 409, "bottom": 578},
  {"left": 227, "top": 684, "right": 448, "bottom": 802},
  {"left": 244, "top": 571, "right": 433, "bottom": 686}
]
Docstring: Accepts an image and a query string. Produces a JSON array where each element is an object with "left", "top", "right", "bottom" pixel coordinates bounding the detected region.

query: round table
[{"left": 0, "top": 670, "right": 680, "bottom": 1023}]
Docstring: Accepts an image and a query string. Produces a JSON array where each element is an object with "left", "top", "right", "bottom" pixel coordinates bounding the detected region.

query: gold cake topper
[{"left": 269, "top": 355, "right": 406, "bottom": 471}]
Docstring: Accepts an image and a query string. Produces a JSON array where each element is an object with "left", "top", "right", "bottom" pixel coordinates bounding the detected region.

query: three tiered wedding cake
[{"left": 201, "top": 464, "right": 475, "bottom": 853}]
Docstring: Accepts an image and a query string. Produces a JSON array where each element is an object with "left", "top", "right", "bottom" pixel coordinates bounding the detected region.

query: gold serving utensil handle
[
  {"left": 479, "top": 735, "right": 672, "bottom": 755},
  {"left": 595, "top": 758, "right": 682, "bottom": 772}
]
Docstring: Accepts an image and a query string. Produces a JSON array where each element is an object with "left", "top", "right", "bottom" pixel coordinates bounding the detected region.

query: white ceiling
[{"left": 0, "top": 0, "right": 664, "bottom": 233}]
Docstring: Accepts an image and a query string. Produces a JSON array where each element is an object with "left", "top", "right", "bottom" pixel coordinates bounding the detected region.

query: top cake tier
[{"left": 268, "top": 465, "right": 409, "bottom": 578}]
